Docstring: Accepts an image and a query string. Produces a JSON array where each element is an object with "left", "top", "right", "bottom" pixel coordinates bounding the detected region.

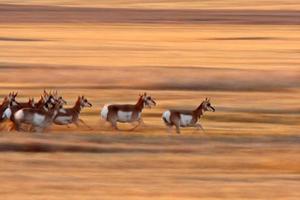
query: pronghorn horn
[
  {"left": 43, "top": 89, "right": 48, "bottom": 96},
  {"left": 15, "top": 92, "right": 18, "bottom": 97}
]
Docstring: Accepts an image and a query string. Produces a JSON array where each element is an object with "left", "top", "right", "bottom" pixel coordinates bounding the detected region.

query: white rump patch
[
  {"left": 3, "top": 108, "right": 12, "bottom": 119},
  {"left": 117, "top": 111, "right": 132, "bottom": 122},
  {"left": 14, "top": 110, "right": 24, "bottom": 121},
  {"left": 180, "top": 114, "right": 193, "bottom": 126},
  {"left": 162, "top": 110, "right": 171, "bottom": 124},
  {"left": 100, "top": 105, "right": 109, "bottom": 120},
  {"left": 33, "top": 113, "right": 46, "bottom": 125}
]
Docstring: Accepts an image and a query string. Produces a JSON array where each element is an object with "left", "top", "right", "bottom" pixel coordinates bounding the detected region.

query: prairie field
[{"left": 0, "top": 1, "right": 300, "bottom": 199}]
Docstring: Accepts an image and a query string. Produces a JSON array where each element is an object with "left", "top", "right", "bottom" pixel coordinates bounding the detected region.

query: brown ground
[{"left": 0, "top": 1, "right": 299, "bottom": 199}]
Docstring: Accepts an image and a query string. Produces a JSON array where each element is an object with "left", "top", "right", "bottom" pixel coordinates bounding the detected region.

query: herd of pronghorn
[{"left": 0, "top": 91, "right": 215, "bottom": 134}]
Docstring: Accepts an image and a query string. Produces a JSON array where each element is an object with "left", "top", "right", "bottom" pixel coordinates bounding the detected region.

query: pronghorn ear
[
  {"left": 144, "top": 92, "right": 147, "bottom": 96},
  {"left": 15, "top": 92, "right": 18, "bottom": 97}
]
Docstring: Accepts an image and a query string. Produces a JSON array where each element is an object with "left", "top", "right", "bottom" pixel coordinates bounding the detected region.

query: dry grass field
[{"left": 0, "top": 1, "right": 300, "bottom": 199}]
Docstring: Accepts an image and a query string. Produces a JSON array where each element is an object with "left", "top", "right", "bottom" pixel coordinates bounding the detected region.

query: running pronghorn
[
  {"left": 162, "top": 98, "right": 215, "bottom": 134},
  {"left": 1, "top": 92, "right": 20, "bottom": 121},
  {"left": 6, "top": 97, "right": 35, "bottom": 118},
  {"left": 101, "top": 93, "right": 156, "bottom": 130},
  {"left": 13, "top": 97, "right": 61, "bottom": 132},
  {"left": 54, "top": 96, "right": 92, "bottom": 129}
]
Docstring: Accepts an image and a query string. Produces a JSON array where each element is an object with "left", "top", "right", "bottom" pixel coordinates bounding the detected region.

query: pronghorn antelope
[
  {"left": 6, "top": 97, "right": 35, "bottom": 119},
  {"left": 162, "top": 98, "right": 215, "bottom": 134},
  {"left": 101, "top": 93, "right": 156, "bottom": 130},
  {"left": 13, "top": 97, "right": 61, "bottom": 132},
  {"left": 1, "top": 92, "right": 20, "bottom": 121},
  {"left": 54, "top": 96, "right": 92, "bottom": 129}
]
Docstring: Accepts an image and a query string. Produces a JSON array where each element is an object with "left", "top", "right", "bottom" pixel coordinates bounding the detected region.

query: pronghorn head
[
  {"left": 8, "top": 92, "right": 20, "bottom": 107},
  {"left": 58, "top": 96, "right": 67, "bottom": 105},
  {"left": 42, "top": 90, "right": 56, "bottom": 106},
  {"left": 52, "top": 90, "right": 67, "bottom": 105},
  {"left": 43, "top": 94, "right": 58, "bottom": 110},
  {"left": 202, "top": 98, "right": 215, "bottom": 112},
  {"left": 141, "top": 93, "right": 156, "bottom": 108},
  {"left": 78, "top": 96, "right": 92, "bottom": 108}
]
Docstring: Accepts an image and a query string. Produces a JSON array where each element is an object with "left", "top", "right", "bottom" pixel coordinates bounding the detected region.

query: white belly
[
  {"left": 117, "top": 111, "right": 132, "bottom": 122},
  {"left": 33, "top": 113, "right": 46, "bottom": 126},
  {"left": 59, "top": 108, "right": 67, "bottom": 114},
  {"left": 180, "top": 114, "right": 193, "bottom": 127},
  {"left": 100, "top": 105, "right": 109, "bottom": 120},
  {"left": 55, "top": 115, "right": 73, "bottom": 124},
  {"left": 162, "top": 110, "right": 171, "bottom": 123}
]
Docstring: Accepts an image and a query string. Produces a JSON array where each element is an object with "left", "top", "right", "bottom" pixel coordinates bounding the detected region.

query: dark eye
[
  {"left": 84, "top": 99, "right": 87, "bottom": 102},
  {"left": 207, "top": 103, "right": 211, "bottom": 106}
]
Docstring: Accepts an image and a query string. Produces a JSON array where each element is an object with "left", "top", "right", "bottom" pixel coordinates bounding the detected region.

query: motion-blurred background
[{"left": 0, "top": 1, "right": 300, "bottom": 199}]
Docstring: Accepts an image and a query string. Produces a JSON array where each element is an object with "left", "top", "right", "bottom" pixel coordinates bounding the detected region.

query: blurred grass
[{"left": 0, "top": 1, "right": 300, "bottom": 199}]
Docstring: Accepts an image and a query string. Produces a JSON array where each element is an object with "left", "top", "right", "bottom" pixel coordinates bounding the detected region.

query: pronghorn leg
[
  {"left": 170, "top": 114, "right": 181, "bottom": 134},
  {"left": 175, "top": 124, "right": 180, "bottom": 134},
  {"left": 78, "top": 118, "right": 93, "bottom": 130},
  {"left": 167, "top": 125, "right": 173, "bottom": 133},
  {"left": 33, "top": 126, "right": 44, "bottom": 133},
  {"left": 15, "top": 122, "right": 25, "bottom": 132},
  {"left": 107, "top": 113, "right": 118, "bottom": 130},
  {"left": 194, "top": 123, "right": 205, "bottom": 132},
  {"left": 29, "top": 125, "right": 35, "bottom": 132},
  {"left": 110, "top": 121, "right": 118, "bottom": 130},
  {"left": 163, "top": 121, "right": 173, "bottom": 133},
  {"left": 8, "top": 122, "right": 16, "bottom": 132},
  {"left": 130, "top": 119, "right": 142, "bottom": 131},
  {"left": 131, "top": 117, "right": 145, "bottom": 130}
]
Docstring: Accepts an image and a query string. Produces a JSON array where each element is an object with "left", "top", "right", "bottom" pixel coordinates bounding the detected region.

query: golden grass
[
  {"left": 0, "top": 1, "right": 300, "bottom": 199},
  {"left": 2, "top": 0, "right": 300, "bottom": 10},
  {"left": 1, "top": 132, "right": 300, "bottom": 200}
]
